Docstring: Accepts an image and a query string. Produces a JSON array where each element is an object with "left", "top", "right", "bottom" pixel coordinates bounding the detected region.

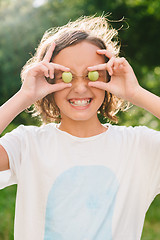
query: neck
[{"left": 58, "top": 115, "right": 107, "bottom": 138}]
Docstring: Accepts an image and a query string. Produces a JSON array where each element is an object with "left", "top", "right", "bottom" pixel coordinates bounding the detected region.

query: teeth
[{"left": 69, "top": 99, "right": 91, "bottom": 106}]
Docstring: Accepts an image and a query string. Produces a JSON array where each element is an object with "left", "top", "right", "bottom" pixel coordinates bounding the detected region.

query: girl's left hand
[{"left": 88, "top": 49, "right": 140, "bottom": 102}]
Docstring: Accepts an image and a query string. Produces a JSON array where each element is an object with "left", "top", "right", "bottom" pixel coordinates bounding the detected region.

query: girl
[{"left": 0, "top": 15, "right": 160, "bottom": 240}]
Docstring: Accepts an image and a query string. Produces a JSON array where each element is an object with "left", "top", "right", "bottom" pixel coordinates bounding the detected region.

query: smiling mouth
[{"left": 68, "top": 98, "right": 92, "bottom": 107}]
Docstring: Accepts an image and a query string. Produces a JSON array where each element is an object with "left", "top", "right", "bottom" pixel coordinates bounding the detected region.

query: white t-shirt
[{"left": 0, "top": 123, "right": 160, "bottom": 240}]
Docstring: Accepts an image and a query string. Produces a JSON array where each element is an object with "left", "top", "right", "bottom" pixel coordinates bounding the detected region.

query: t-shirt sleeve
[
  {"left": 137, "top": 126, "right": 160, "bottom": 202},
  {"left": 0, "top": 125, "right": 26, "bottom": 189}
]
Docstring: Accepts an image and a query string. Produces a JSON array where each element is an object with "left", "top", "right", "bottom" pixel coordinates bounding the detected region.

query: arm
[
  {"left": 131, "top": 87, "right": 160, "bottom": 119},
  {"left": 0, "top": 42, "right": 72, "bottom": 170},
  {"left": 88, "top": 49, "right": 160, "bottom": 119},
  {"left": 0, "top": 91, "right": 27, "bottom": 171},
  {"left": 0, "top": 90, "right": 31, "bottom": 135}
]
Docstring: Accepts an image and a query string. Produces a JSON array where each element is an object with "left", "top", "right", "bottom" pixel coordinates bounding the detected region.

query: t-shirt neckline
[{"left": 54, "top": 123, "right": 112, "bottom": 142}]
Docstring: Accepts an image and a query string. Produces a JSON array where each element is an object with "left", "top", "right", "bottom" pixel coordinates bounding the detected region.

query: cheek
[
  {"left": 94, "top": 88, "right": 105, "bottom": 102},
  {"left": 53, "top": 88, "right": 69, "bottom": 107}
]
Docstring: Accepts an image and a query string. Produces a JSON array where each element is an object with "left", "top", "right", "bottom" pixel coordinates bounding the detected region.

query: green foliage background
[{"left": 0, "top": 0, "right": 160, "bottom": 239}]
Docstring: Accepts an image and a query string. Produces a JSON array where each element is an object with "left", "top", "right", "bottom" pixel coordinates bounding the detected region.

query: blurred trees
[{"left": 0, "top": 1, "right": 160, "bottom": 239}]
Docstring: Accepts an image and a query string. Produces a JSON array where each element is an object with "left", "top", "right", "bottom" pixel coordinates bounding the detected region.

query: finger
[
  {"left": 48, "top": 82, "right": 72, "bottom": 94},
  {"left": 96, "top": 49, "right": 115, "bottom": 59},
  {"left": 43, "top": 42, "right": 56, "bottom": 62},
  {"left": 41, "top": 65, "right": 50, "bottom": 78},
  {"left": 53, "top": 63, "right": 70, "bottom": 72},
  {"left": 116, "top": 57, "right": 128, "bottom": 68},
  {"left": 32, "top": 63, "right": 49, "bottom": 78},
  {"left": 87, "top": 58, "right": 114, "bottom": 76},
  {"left": 87, "top": 63, "right": 107, "bottom": 71},
  {"left": 112, "top": 57, "right": 122, "bottom": 69},
  {"left": 111, "top": 57, "right": 129, "bottom": 73},
  {"left": 88, "top": 81, "right": 108, "bottom": 91},
  {"left": 106, "top": 57, "right": 116, "bottom": 75},
  {"left": 43, "top": 62, "right": 70, "bottom": 79},
  {"left": 42, "top": 61, "right": 55, "bottom": 79}
]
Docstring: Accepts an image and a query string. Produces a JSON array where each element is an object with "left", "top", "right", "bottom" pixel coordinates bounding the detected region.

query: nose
[{"left": 72, "top": 76, "right": 88, "bottom": 94}]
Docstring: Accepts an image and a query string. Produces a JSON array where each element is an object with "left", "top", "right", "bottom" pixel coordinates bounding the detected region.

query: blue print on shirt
[{"left": 44, "top": 166, "right": 119, "bottom": 240}]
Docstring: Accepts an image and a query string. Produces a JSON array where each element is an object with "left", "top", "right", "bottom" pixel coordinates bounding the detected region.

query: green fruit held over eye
[
  {"left": 62, "top": 72, "right": 72, "bottom": 83},
  {"left": 88, "top": 71, "right": 99, "bottom": 81}
]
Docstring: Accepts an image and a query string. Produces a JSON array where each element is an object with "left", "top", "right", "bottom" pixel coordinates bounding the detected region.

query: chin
[{"left": 61, "top": 112, "right": 97, "bottom": 122}]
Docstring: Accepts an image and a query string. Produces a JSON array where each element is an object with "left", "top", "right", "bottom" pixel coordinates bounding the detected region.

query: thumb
[
  {"left": 47, "top": 82, "right": 72, "bottom": 94},
  {"left": 88, "top": 81, "right": 109, "bottom": 91}
]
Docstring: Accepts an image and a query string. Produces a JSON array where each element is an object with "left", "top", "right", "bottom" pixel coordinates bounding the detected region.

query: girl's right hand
[{"left": 20, "top": 42, "right": 72, "bottom": 105}]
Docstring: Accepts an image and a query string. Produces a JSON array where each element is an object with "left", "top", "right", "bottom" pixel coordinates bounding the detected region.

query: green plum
[
  {"left": 62, "top": 72, "right": 73, "bottom": 83},
  {"left": 88, "top": 71, "right": 99, "bottom": 81}
]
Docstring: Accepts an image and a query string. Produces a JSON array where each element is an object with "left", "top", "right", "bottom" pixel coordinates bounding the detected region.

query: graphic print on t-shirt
[{"left": 44, "top": 166, "right": 119, "bottom": 240}]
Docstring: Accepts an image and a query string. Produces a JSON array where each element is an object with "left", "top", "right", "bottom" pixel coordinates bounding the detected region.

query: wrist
[
  {"left": 128, "top": 86, "right": 145, "bottom": 106},
  {"left": 129, "top": 86, "right": 160, "bottom": 119},
  {"left": 18, "top": 89, "right": 35, "bottom": 110},
  {"left": 0, "top": 90, "right": 33, "bottom": 134}
]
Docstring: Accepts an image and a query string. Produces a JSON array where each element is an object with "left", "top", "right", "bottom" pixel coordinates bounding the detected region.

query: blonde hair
[{"left": 21, "top": 15, "right": 128, "bottom": 124}]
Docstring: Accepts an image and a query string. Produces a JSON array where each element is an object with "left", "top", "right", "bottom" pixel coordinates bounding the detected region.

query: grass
[
  {"left": 141, "top": 195, "right": 160, "bottom": 240},
  {"left": 0, "top": 185, "right": 16, "bottom": 240},
  {"left": 0, "top": 185, "right": 160, "bottom": 239}
]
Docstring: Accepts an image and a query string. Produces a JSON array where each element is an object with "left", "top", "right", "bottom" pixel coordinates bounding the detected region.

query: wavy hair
[{"left": 21, "top": 15, "right": 128, "bottom": 123}]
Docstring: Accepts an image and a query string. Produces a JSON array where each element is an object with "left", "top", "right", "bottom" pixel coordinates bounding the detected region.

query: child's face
[{"left": 53, "top": 41, "right": 106, "bottom": 123}]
